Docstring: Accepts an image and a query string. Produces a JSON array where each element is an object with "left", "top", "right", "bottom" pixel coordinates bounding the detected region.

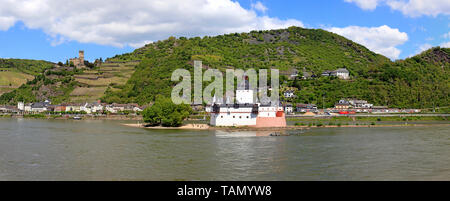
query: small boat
[{"left": 73, "top": 116, "right": 82, "bottom": 120}]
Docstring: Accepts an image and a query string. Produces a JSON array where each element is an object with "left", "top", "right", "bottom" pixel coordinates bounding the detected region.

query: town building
[
  {"left": 17, "top": 102, "right": 24, "bottom": 111},
  {"left": 296, "top": 104, "right": 318, "bottom": 113},
  {"left": 24, "top": 103, "right": 32, "bottom": 112},
  {"left": 321, "top": 70, "right": 333, "bottom": 77},
  {"left": 0, "top": 105, "right": 18, "bottom": 113},
  {"left": 65, "top": 103, "right": 83, "bottom": 112},
  {"left": 54, "top": 105, "right": 66, "bottom": 112},
  {"left": 334, "top": 68, "right": 350, "bottom": 80},
  {"left": 347, "top": 99, "right": 373, "bottom": 108},
  {"left": 105, "top": 103, "right": 141, "bottom": 114},
  {"left": 284, "top": 103, "right": 293, "bottom": 114},
  {"left": 31, "top": 102, "right": 49, "bottom": 113},
  {"left": 321, "top": 68, "right": 350, "bottom": 80},
  {"left": 335, "top": 100, "right": 351, "bottom": 110},
  {"left": 283, "top": 90, "right": 295, "bottom": 98}
]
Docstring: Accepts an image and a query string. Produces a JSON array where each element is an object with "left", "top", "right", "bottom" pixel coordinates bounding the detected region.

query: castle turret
[
  {"left": 79, "top": 50, "right": 84, "bottom": 62},
  {"left": 236, "top": 76, "right": 254, "bottom": 104}
]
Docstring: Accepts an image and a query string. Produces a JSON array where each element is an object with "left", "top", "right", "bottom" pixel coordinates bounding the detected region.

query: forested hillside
[
  {"left": 0, "top": 59, "right": 54, "bottom": 75},
  {"left": 0, "top": 59, "right": 54, "bottom": 95},
  {"left": 101, "top": 27, "right": 449, "bottom": 109}
]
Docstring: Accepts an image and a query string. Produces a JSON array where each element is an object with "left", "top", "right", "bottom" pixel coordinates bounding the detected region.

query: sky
[{"left": 0, "top": 0, "right": 449, "bottom": 62}]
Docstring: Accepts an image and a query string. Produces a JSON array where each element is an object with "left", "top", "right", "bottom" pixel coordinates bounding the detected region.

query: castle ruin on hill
[{"left": 69, "top": 50, "right": 85, "bottom": 68}]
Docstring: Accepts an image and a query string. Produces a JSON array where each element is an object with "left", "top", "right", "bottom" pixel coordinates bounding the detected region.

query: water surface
[{"left": 0, "top": 118, "right": 448, "bottom": 180}]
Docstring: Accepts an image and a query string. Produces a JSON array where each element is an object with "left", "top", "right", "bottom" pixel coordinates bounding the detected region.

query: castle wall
[
  {"left": 253, "top": 113, "right": 286, "bottom": 128},
  {"left": 210, "top": 106, "right": 257, "bottom": 127}
]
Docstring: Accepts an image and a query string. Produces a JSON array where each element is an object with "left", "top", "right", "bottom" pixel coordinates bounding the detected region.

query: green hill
[
  {"left": 1, "top": 27, "right": 448, "bottom": 109},
  {"left": 0, "top": 60, "right": 139, "bottom": 105},
  {"left": 0, "top": 59, "right": 54, "bottom": 95},
  {"left": 101, "top": 27, "right": 449, "bottom": 109}
]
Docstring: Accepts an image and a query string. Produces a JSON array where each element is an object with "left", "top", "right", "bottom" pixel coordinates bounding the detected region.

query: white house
[
  {"left": 283, "top": 90, "right": 295, "bottom": 98},
  {"left": 17, "top": 102, "right": 24, "bottom": 111},
  {"left": 31, "top": 102, "right": 48, "bottom": 113},
  {"left": 334, "top": 68, "right": 350, "bottom": 80},
  {"left": 284, "top": 104, "right": 293, "bottom": 114},
  {"left": 24, "top": 104, "right": 32, "bottom": 112}
]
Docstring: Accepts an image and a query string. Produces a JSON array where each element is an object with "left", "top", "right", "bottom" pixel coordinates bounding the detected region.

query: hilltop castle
[{"left": 69, "top": 50, "right": 85, "bottom": 68}]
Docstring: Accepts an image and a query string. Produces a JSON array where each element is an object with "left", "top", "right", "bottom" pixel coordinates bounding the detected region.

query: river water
[{"left": 0, "top": 118, "right": 449, "bottom": 180}]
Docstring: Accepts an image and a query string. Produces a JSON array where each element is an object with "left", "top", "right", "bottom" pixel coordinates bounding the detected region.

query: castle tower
[{"left": 79, "top": 50, "right": 84, "bottom": 61}]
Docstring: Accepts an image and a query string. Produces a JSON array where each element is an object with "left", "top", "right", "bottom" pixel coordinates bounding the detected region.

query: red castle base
[{"left": 252, "top": 112, "right": 287, "bottom": 128}]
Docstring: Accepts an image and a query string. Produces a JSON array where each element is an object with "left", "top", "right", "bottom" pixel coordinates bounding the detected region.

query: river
[{"left": 0, "top": 118, "right": 449, "bottom": 180}]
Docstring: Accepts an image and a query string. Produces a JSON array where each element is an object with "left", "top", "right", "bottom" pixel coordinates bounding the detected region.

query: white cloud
[
  {"left": 0, "top": 16, "right": 16, "bottom": 31},
  {"left": 251, "top": 1, "right": 268, "bottom": 13},
  {"left": 328, "top": 25, "right": 408, "bottom": 59},
  {"left": 0, "top": 0, "right": 303, "bottom": 48},
  {"left": 409, "top": 43, "right": 432, "bottom": 57},
  {"left": 443, "top": 32, "right": 450, "bottom": 39},
  {"left": 345, "top": 0, "right": 450, "bottom": 17},
  {"left": 418, "top": 43, "right": 432, "bottom": 52},
  {"left": 441, "top": 41, "right": 450, "bottom": 48},
  {"left": 344, "top": 0, "right": 381, "bottom": 10}
]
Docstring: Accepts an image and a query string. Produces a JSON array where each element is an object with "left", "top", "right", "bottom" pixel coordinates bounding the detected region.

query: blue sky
[{"left": 0, "top": 0, "right": 448, "bottom": 62}]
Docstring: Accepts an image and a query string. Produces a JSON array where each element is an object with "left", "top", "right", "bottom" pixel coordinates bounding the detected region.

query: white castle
[{"left": 209, "top": 76, "right": 286, "bottom": 127}]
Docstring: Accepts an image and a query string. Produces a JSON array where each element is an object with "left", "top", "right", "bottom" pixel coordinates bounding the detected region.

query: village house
[
  {"left": 65, "top": 103, "right": 83, "bottom": 112},
  {"left": 105, "top": 103, "right": 141, "bottom": 114},
  {"left": 321, "top": 68, "right": 350, "bottom": 80},
  {"left": 89, "top": 102, "right": 105, "bottom": 113},
  {"left": 54, "top": 105, "right": 66, "bottom": 112},
  {"left": 46, "top": 105, "right": 56, "bottom": 112},
  {"left": 283, "top": 90, "right": 295, "bottom": 98},
  {"left": 24, "top": 103, "right": 32, "bottom": 113},
  {"left": 112, "top": 104, "right": 126, "bottom": 113},
  {"left": 0, "top": 105, "right": 18, "bottom": 113},
  {"left": 334, "top": 68, "right": 350, "bottom": 80},
  {"left": 335, "top": 100, "right": 351, "bottom": 110},
  {"left": 371, "top": 106, "right": 389, "bottom": 113},
  {"left": 296, "top": 104, "right": 318, "bottom": 113},
  {"left": 284, "top": 103, "right": 294, "bottom": 114},
  {"left": 31, "top": 102, "right": 48, "bottom": 113},
  {"left": 18, "top": 102, "right": 24, "bottom": 111},
  {"left": 345, "top": 99, "right": 374, "bottom": 108},
  {"left": 321, "top": 70, "right": 333, "bottom": 77}
]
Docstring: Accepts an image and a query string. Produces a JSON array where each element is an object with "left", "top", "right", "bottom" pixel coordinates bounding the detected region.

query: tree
[{"left": 142, "top": 97, "right": 192, "bottom": 127}]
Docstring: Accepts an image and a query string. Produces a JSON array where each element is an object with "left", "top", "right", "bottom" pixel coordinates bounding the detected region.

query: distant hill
[
  {"left": 0, "top": 59, "right": 54, "bottom": 95},
  {"left": 0, "top": 61, "right": 138, "bottom": 105},
  {"left": 1, "top": 27, "right": 448, "bottom": 109},
  {"left": 101, "top": 27, "right": 449, "bottom": 109}
]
